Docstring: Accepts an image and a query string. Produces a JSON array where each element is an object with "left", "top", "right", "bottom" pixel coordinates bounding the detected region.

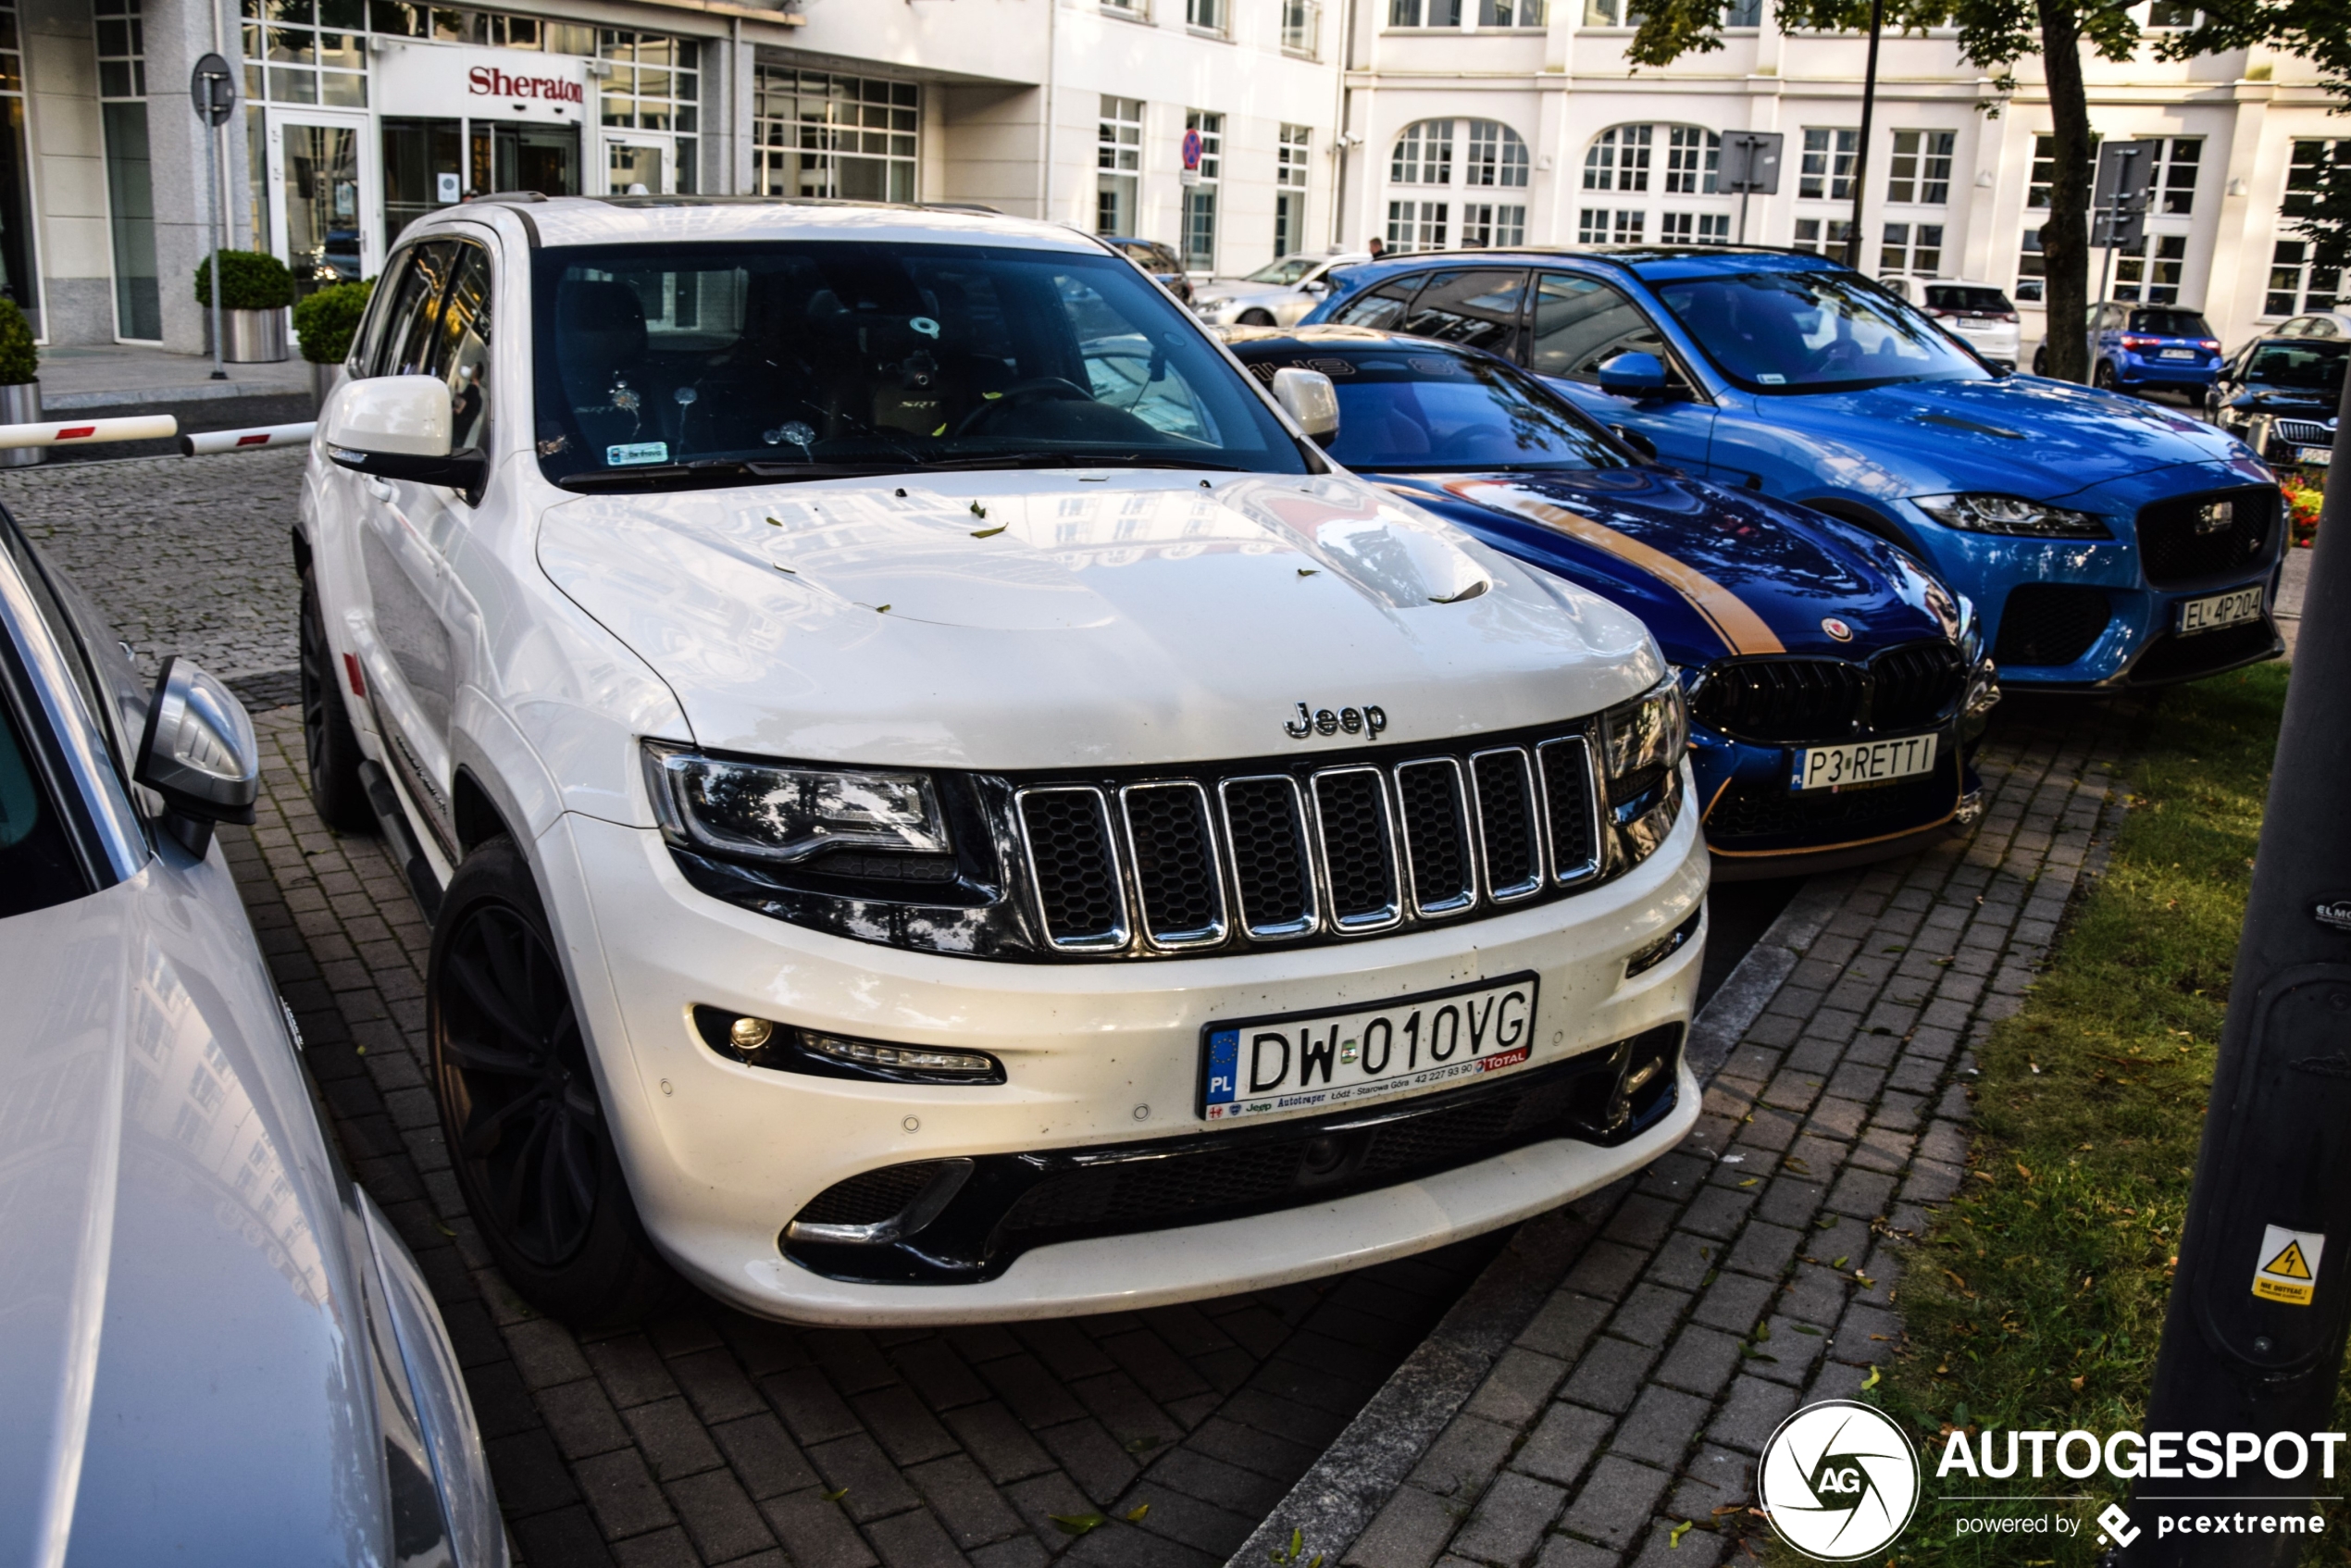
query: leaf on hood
[
  {"left": 765, "top": 516, "right": 784, "bottom": 527},
  {"left": 972, "top": 525, "right": 1007, "bottom": 539},
  {"left": 876, "top": 604, "right": 892, "bottom": 613},
  {"left": 774, "top": 563, "right": 796, "bottom": 574},
  {"left": 1297, "top": 567, "right": 1319, "bottom": 577},
  {"left": 969, "top": 500, "right": 988, "bottom": 519}
]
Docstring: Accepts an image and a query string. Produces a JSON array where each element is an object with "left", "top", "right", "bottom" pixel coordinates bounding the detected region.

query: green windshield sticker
[{"left": 607, "top": 442, "right": 669, "bottom": 467}]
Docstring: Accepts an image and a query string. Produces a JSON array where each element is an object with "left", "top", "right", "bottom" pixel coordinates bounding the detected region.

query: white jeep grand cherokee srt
[{"left": 299, "top": 195, "right": 1707, "bottom": 1328}]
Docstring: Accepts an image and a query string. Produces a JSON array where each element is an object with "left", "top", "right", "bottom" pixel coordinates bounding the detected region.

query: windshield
[
  {"left": 1924, "top": 285, "right": 2011, "bottom": 314},
  {"left": 2247, "top": 339, "right": 2348, "bottom": 392},
  {"left": 1650, "top": 269, "right": 1988, "bottom": 392},
  {"left": 1243, "top": 347, "right": 1629, "bottom": 473},
  {"left": 1244, "top": 256, "right": 1320, "bottom": 286},
  {"left": 2130, "top": 308, "right": 2212, "bottom": 338},
  {"left": 530, "top": 243, "right": 1308, "bottom": 487}
]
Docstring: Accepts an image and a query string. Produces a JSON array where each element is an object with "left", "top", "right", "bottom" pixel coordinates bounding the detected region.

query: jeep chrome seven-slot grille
[{"left": 1013, "top": 732, "right": 1603, "bottom": 955}]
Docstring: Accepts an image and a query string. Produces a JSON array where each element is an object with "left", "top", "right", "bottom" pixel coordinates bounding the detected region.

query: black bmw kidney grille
[
  {"left": 2137, "top": 486, "right": 2274, "bottom": 589},
  {"left": 1014, "top": 728, "right": 1605, "bottom": 955},
  {"left": 1691, "top": 642, "right": 1961, "bottom": 745}
]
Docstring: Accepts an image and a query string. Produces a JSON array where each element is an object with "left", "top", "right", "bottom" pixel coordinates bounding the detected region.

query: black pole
[
  {"left": 1845, "top": 0, "right": 1884, "bottom": 271},
  {"left": 2122, "top": 369, "right": 2351, "bottom": 1564}
]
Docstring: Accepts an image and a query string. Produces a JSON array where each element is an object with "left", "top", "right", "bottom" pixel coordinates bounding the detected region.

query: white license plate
[
  {"left": 2300, "top": 445, "right": 2332, "bottom": 467},
  {"left": 2178, "top": 585, "right": 2263, "bottom": 635},
  {"left": 1200, "top": 974, "right": 1539, "bottom": 1122},
  {"left": 2159, "top": 348, "right": 2196, "bottom": 360},
  {"left": 1791, "top": 732, "right": 1940, "bottom": 793}
]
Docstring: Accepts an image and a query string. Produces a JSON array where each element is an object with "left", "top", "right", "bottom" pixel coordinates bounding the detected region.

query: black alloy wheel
[
  {"left": 298, "top": 575, "right": 376, "bottom": 833},
  {"left": 429, "top": 837, "right": 678, "bottom": 1324},
  {"left": 2093, "top": 361, "right": 2118, "bottom": 391}
]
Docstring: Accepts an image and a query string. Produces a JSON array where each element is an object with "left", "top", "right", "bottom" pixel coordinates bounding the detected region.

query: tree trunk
[{"left": 2038, "top": 2, "right": 2094, "bottom": 382}]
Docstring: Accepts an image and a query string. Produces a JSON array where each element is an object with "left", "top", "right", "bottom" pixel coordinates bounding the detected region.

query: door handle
[{"left": 365, "top": 477, "right": 393, "bottom": 501}]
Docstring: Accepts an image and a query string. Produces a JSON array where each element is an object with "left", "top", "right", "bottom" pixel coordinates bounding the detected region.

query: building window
[
  {"left": 1098, "top": 94, "right": 1141, "bottom": 234},
  {"left": 1880, "top": 221, "right": 1944, "bottom": 276},
  {"left": 2267, "top": 240, "right": 2341, "bottom": 317},
  {"left": 1885, "top": 130, "right": 1954, "bottom": 205},
  {"left": 1577, "top": 207, "right": 1644, "bottom": 244},
  {"left": 1281, "top": 0, "right": 1321, "bottom": 54},
  {"left": 1183, "top": 109, "right": 1221, "bottom": 271},
  {"left": 2026, "top": 133, "right": 2094, "bottom": 210},
  {"left": 1582, "top": 0, "right": 1636, "bottom": 23},
  {"left": 1792, "top": 217, "right": 1854, "bottom": 256},
  {"left": 1478, "top": 0, "right": 1546, "bottom": 21},
  {"left": 1187, "top": 0, "right": 1225, "bottom": 31},
  {"left": 1583, "top": 124, "right": 1650, "bottom": 193},
  {"left": 2150, "top": 137, "right": 2200, "bottom": 216},
  {"left": 1392, "top": 120, "right": 1454, "bottom": 185},
  {"left": 95, "top": 0, "right": 158, "bottom": 340},
  {"left": 2146, "top": 0, "right": 2198, "bottom": 25},
  {"left": 1663, "top": 125, "right": 1719, "bottom": 194},
  {"left": 2112, "top": 232, "right": 2187, "bottom": 305},
  {"left": 1799, "top": 128, "right": 1857, "bottom": 201},
  {"left": 2285, "top": 139, "right": 2351, "bottom": 218},
  {"left": 1461, "top": 202, "right": 1525, "bottom": 247},
  {"left": 1724, "top": 0, "right": 1761, "bottom": 21},
  {"left": 756, "top": 68, "right": 914, "bottom": 203},
  {"left": 600, "top": 30, "right": 699, "bottom": 149},
  {"left": 1101, "top": 0, "right": 1148, "bottom": 15},
  {"left": 2017, "top": 226, "right": 2045, "bottom": 302},
  {"left": 240, "top": 0, "right": 368, "bottom": 106},
  {"left": 1275, "top": 122, "right": 1309, "bottom": 256},
  {"left": 1660, "top": 211, "right": 1729, "bottom": 245},
  {"left": 1387, "top": 199, "right": 1449, "bottom": 251},
  {"left": 1464, "top": 120, "right": 1530, "bottom": 188},
  {"left": 1390, "top": 0, "right": 1462, "bottom": 21}
]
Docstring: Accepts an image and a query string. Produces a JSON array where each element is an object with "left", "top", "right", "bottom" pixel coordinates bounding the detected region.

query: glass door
[
  {"left": 602, "top": 135, "right": 670, "bottom": 195},
  {"left": 267, "top": 111, "right": 377, "bottom": 300}
]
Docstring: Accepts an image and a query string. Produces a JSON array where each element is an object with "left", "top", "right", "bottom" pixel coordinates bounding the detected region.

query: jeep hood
[
  {"left": 1736, "top": 375, "right": 2245, "bottom": 504},
  {"left": 537, "top": 469, "right": 1661, "bottom": 768}
]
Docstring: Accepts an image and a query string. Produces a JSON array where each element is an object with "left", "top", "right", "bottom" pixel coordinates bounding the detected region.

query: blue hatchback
[
  {"left": 2031, "top": 303, "right": 2223, "bottom": 397},
  {"left": 1301, "top": 249, "right": 2283, "bottom": 690},
  {"left": 1225, "top": 325, "right": 2000, "bottom": 878}
]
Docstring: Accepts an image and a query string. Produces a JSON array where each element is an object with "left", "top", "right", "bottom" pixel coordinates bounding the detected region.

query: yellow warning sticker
[{"left": 2253, "top": 1224, "right": 2325, "bottom": 1307}]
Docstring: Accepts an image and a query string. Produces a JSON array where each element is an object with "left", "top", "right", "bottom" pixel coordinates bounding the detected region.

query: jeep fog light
[{"left": 691, "top": 1006, "right": 1004, "bottom": 1084}]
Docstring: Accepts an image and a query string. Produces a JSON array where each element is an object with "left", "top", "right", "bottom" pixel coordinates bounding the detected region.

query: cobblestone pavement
[
  {"left": 1235, "top": 702, "right": 2128, "bottom": 1568},
  {"left": 221, "top": 706, "right": 1502, "bottom": 1568},
  {"left": 2, "top": 447, "right": 306, "bottom": 700}
]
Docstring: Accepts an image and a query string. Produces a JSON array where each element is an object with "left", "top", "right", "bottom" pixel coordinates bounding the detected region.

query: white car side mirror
[
  {"left": 1271, "top": 367, "right": 1339, "bottom": 443},
  {"left": 322, "top": 374, "right": 488, "bottom": 497}
]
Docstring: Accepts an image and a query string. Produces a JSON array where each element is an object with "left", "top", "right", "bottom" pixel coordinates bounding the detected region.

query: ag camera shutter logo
[{"left": 1759, "top": 1400, "right": 1922, "bottom": 1561}]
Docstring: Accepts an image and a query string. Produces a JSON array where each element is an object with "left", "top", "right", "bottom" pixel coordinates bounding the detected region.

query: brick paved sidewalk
[
  {"left": 223, "top": 708, "right": 1499, "bottom": 1568},
  {"left": 1235, "top": 703, "right": 2127, "bottom": 1568}
]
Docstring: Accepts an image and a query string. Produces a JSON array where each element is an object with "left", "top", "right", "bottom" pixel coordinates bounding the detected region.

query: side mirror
[
  {"left": 1598, "top": 351, "right": 1670, "bottom": 398},
  {"left": 1271, "top": 367, "right": 1340, "bottom": 442},
  {"left": 134, "top": 656, "right": 258, "bottom": 855},
  {"left": 1303, "top": 280, "right": 1329, "bottom": 297},
  {"left": 323, "top": 374, "right": 487, "bottom": 492},
  {"left": 1609, "top": 424, "right": 1660, "bottom": 462}
]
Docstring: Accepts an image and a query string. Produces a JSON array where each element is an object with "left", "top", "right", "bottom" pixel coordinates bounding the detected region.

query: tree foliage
[{"left": 2162, "top": 0, "right": 2351, "bottom": 266}]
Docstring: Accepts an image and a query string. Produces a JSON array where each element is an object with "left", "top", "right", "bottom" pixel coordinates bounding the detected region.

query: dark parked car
[
  {"left": 2208, "top": 333, "right": 2346, "bottom": 472},
  {"left": 2031, "top": 304, "right": 2222, "bottom": 397},
  {"left": 1101, "top": 235, "right": 1193, "bottom": 305}
]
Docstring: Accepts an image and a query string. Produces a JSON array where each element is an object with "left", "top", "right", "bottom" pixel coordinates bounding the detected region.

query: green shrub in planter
[
  {"left": 292, "top": 279, "right": 376, "bottom": 366},
  {"left": 194, "top": 250, "right": 295, "bottom": 311},
  {"left": 0, "top": 298, "right": 38, "bottom": 386}
]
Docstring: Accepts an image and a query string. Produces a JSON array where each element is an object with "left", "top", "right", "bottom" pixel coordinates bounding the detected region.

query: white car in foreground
[
  {"left": 301, "top": 196, "right": 1706, "bottom": 1328},
  {"left": 0, "top": 517, "right": 499, "bottom": 1563}
]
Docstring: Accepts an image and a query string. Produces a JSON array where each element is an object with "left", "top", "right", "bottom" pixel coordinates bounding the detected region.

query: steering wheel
[{"left": 953, "top": 377, "right": 1094, "bottom": 436}]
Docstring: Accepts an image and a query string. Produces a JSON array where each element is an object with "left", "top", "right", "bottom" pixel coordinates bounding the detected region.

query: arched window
[
  {"left": 1385, "top": 119, "right": 1530, "bottom": 252},
  {"left": 1578, "top": 123, "right": 1731, "bottom": 247}
]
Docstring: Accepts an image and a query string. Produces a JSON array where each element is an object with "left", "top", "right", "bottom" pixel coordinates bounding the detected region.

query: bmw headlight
[
  {"left": 1913, "top": 493, "right": 2110, "bottom": 539},
  {"left": 1600, "top": 673, "right": 1688, "bottom": 803},
  {"left": 644, "top": 744, "right": 952, "bottom": 867}
]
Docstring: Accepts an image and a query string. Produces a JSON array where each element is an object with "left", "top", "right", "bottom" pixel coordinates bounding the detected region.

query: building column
[{"left": 141, "top": 0, "right": 241, "bottom": 355}]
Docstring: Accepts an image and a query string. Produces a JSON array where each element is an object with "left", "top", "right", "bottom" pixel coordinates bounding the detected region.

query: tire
[
  {"left": 2093, "top": 361, "right": 2118, "bottom": 391},
  {"left": 429, "top": 836, "right": 680, "bottom": 1327},
  {"left": 2031, "top": 345, "right": 2047, "bottom": 376},
  {"left": 1238, "top": 308, "right": 1276, "bottom": 327},
  {"left": 299, "top": 573, "right": 377, "bottom": 834}
]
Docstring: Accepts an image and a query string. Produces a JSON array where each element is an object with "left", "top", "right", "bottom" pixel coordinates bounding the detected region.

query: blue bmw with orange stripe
[{"left": 1225, "top": 326, "right": 2001, "bottom": 878}]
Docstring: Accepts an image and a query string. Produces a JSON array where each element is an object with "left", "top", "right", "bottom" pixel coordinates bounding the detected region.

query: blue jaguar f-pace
[
  {"left": 1225, "top": 325, "right": 2000, "bottom": 878},
  {"left": 1300, "top": 248, "right": 2283, "bottom": 689}
]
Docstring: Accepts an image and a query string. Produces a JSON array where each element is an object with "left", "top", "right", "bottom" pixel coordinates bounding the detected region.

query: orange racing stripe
[{"left": 1440, "top": 478, "right": 1785, "bottom": 656}]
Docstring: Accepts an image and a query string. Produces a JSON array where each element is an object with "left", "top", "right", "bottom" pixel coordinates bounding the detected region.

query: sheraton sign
[{"left": 373, "top": 40, "right": 590, "bottom": 122}]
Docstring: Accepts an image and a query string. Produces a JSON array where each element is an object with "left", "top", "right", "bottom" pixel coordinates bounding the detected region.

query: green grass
[{"left": 1845, "top": 663, "right": 2306, "bottom": 1566}]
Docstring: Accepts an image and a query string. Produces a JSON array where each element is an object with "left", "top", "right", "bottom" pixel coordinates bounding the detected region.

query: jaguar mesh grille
[
  {"left": 1996, "top": 584, "right": 2113, "bottom": 667},
  {"left": 1121, "top": 783, "right": 1224, "bottom": 945},
  {"left": 2136, "top": 486, "right": 2275, "bottom": 589},
  {"left": 1222, "top": 777, "right": 1315, "bottom": 937},
  {"left": 1313, "top": 768, "right": 1400, "bottom": 927},
  {"left": 1536, "top": 737, "right": 1599, "bottom": 882},
  {"left": 1471, "top": 749, "right": 1541, "bottom": 900},
  {"left": 1017, "top": 788, "right": 1126, "bottom": 948},
  {"left": 1397, "top": 759, "right": 1474, "bottom": 915}
]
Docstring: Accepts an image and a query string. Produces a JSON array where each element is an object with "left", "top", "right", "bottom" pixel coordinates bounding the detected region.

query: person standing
[{"left": 1366, "top": 236, "right": 1386, "bottom": 259}]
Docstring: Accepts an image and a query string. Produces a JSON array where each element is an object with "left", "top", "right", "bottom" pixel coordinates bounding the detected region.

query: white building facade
[{"left": 1332, "top": 0, "right": 2346, "bottom": 352}]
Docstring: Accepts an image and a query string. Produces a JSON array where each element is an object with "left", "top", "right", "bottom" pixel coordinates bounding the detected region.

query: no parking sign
[{"left": 1180, "top": 127, "right": 1202, "bottom": 186}]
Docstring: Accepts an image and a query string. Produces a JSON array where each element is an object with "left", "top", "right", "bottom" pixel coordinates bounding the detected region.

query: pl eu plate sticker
[{"left": 607, "top": 442, "right": 669, "bottom": 467}]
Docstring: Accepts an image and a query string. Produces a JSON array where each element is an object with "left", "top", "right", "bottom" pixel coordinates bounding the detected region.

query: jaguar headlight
[
  {"left": 1600, "top": 673, "right": 1687, "bottom": 803},
  {"left": 1913, "top": 492, "right": 2110, "bottom": 539},
  {"left": 645, "top": 744, "right": 950, "bottom": 865}
]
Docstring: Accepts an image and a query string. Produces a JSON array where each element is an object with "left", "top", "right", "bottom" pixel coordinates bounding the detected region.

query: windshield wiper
[
  {"left": 558, "top": 459, "right": 916, "bottom": 491},
  {"left": 902, "top": 451, "right": 1252, "bottom": 473}
]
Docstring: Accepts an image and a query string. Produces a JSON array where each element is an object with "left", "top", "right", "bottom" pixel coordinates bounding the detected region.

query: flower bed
[{"left": 2283, "top": 473, "right": 2322, "bottom": 548}]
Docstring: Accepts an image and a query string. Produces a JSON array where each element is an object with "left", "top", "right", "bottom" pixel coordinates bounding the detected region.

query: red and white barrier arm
[
  {"left": 0, "top": 413, "right": 178, "bottom": 450},
  {"left": 180, "top": 421, "right": 317, "bottom": 456}
]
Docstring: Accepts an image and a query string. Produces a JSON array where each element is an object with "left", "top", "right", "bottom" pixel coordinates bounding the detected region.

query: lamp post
[{"left": 1844, "top": 0, "right": 1885, "bottom": 271}]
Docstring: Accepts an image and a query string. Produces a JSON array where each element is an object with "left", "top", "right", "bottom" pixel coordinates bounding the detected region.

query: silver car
[
  {"left": 0, "top": 513, "right": 502, "bottom": 1565},
  {"left": 1192, "top": 252, "right": 1371, "bottom": 327}
]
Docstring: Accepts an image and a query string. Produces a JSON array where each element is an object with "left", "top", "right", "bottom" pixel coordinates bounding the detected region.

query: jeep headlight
[
  {"left": 1599, "top": 673, "right": 1688, "bottom": 803},
  {"left": 1913, "top": 493, "right": 2110, "bottom": 540},
  {"left": 644, "top": 744, "right": 951, "bottom": 865}
]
